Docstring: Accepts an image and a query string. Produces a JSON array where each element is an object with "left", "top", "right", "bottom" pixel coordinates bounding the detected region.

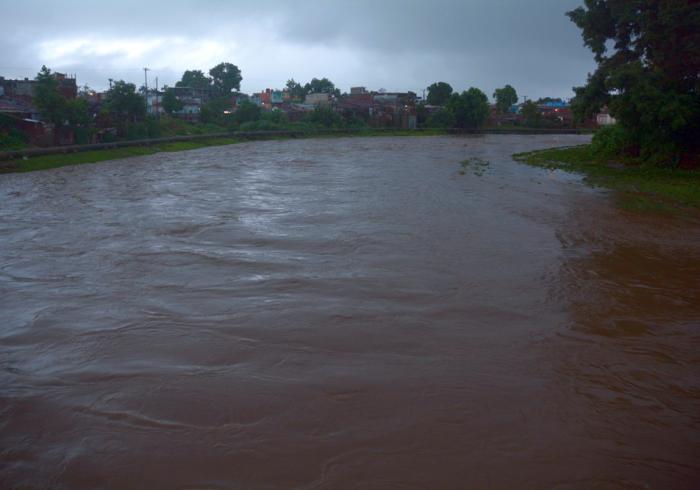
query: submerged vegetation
[
  {"left": 460, "top": 157, "right": 490, "bottom": 176},
  {"left": 513, "top": 144, "right": 700, "bottom": 212}
]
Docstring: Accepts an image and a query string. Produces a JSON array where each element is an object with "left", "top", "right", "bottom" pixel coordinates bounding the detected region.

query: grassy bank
[
  {"left": 1, "top": 137, "right": 244, "bottom": 173},
  {"left": 513, "top": 145, "right": 700, "bottom": 212},
  {"left": 2, "top": 130, "right": 447, "bottom": 173}
]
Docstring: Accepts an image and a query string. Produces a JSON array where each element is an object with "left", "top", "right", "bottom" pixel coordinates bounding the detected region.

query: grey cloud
[{"left": 0, "top": 0, "right": 595, "bottom": 99}]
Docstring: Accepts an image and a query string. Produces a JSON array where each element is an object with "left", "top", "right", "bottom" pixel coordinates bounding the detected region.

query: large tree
[
  {"left": 175, "top": 70, "right": 212, "bottom": 91},
  {"left": 286, "top": 79, "right": 305, "bottom": 101},
  {"left": 493, "top": 85, "right": 518, "bottom": 113},
  {"left": 161, "top": 88, "right": 183, "bottom": 114},
  {"left": 104, "top": 80, "right": 145, "bottom": 122},
  {"left": 446, "top": 88, "right": 490, "bottom": 129},
  {"left": 34, "top": 66, "right": 67, "bottom": 127},
  {"left": 567, "top": 0, "right": 700, "bottom": 162},
  {"left": 426, "top": 82, "right": 453, "bottom": 106},
  {"left": 304, "top": 78, "right": 340, "bottom": 97},
  {"left": 209, "top": 62, "right": 242, "bottom": 96}
]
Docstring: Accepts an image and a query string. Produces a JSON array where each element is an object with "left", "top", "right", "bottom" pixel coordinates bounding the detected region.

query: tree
[
  {"left": 230, "top": 100, "right": 261, "bottom": 126},
  {"left": 176, "top": 70, "right": 212, "bottom": 91},
  {"left": 209, "top": 62, "right": 242, "bottom": 96},
  {"left": 493, "top": 85, "right": 518, "bottom": 113},
  {"left": 286, "top": 79, "right": 305, "bottom": 101},
  {"left": 305, "top": 106, "right": 343, "bottom": 128},
  {"left": 64, "top": 98, "right": 90, "bottom": 127},
  {"left": 426, "top": 82, "right": 453, "bottom": 106},
  {"left": 304, "top": 78, "right": 340, "bottom": 97},
  {"left": 162, "top": 88, "right": 183, "bottom": 114},
  {"left": 104, "top": 80, "right": 145, "bottom": 122},
  {"left": 34, "top": 66, "right": 67, "bottom": 127},
  {"left": 446, "top": 88, "right": 490, "bottom": 128},
  {"left": 567, "top": 0, "right": 700, "bottom": 162},
  {"left": 426, "top": 108, "right": 456, "bottom": 128},
  {"left": 521, "top": 100, "right": 541, "bottom": 127}
]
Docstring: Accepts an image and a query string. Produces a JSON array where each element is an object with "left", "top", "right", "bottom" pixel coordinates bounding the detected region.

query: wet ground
[{"left": 1, "top": 135, "right": 699, "bottom": 489}]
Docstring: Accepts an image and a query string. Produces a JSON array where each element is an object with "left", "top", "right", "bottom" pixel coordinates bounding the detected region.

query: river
[{"left": 1, "top": 135, "right": 699, "bottom": 489}]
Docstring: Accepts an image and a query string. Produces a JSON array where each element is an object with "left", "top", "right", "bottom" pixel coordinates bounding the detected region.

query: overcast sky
[{"left": 1, "top": 0, "right": 595, "bottom": 100}]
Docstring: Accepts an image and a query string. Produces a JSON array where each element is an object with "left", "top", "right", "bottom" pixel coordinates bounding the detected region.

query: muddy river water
[{"left": 1, "top": 135, "right": 699, "bottom": 489}]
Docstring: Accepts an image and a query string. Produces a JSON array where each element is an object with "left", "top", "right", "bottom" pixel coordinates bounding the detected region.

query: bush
[
  {"left": 304, "top": 107, "right": 344, "bottom": 128},
  {"left": 426, "top": 109, "right": 456, "bottom": 128},
  {"left": 238, "top": 120, "right": 285, "bottom": 132},
  {"left": 261, "top": 110, "right": 289, "bottom": 126},
  {"left": 591, "top": 125, "right": 637, "bottom": 158}
]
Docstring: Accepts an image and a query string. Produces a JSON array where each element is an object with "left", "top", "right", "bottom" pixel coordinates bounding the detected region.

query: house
[
  {"left": 0, "top": 73, "right": 77, "bottom": 102},
  {"left": 596, "top": 107, "right": 616, "bottom": 126},
  {"left": 305, "top": 93, "right": 331, "bottom": 107}
]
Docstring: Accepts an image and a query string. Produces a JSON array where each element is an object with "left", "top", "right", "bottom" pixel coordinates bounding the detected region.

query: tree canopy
[
  {"left": 34, "top": 66, "right": 89, "bottom": 131},
  {"left": 493, "top": 85, "right": 518, "bottom": 113},
  {"left": 176, "top": 70, "right": 212, "bottom": 91},
  {"left": 286, "top": 79, "right": 305, "bottom": 101},
  {"left": 304, "top": 78, "right": 340, "bottom": 97},
  {"left": 427, "top": 82, "right": 453, "bottom": 106},
  {"left": 104, "top": 80, "right": 145, "bottom": 121},
  {"left": 161, "top": 88, "right": 183, "bottom": 114},
  {"left": 567, "top": 0, "right": 700, "bottom": 162},
  {"left": 34, "top": 66, "right": 67, "bottom": 127},
  {"left": 446, "top": 88, "right": 490, "bottom": 128},
  {"left": 209, "top": 62, "right": 242, "bottom": 96}
]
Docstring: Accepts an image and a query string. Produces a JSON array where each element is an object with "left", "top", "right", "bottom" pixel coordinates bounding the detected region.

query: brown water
[{"left": 1, "top": 135, "right": 699, "bottom": 489}]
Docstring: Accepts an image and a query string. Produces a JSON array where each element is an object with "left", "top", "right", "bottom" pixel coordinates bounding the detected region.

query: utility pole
[
  {"left": 108, "top": 78, "right": 113, "bottom": 90},
  {"left": 155, "top": 76, "right": 160, "bottom": 119},
  {"left": 143, "top": 67, "right": 150, "bottom": 115}
]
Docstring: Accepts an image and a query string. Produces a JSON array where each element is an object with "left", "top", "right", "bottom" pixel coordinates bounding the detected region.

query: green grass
[
  {"left": 3, "top": 137, "right": 244, "bottom": 173},
  {"left": 513, "top": 145, "right": 700, "bottom": 212}
]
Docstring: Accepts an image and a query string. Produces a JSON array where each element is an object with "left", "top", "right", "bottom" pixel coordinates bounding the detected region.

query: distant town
[{"left": 1, "top": 63, "right": 615, "bottom": 149}]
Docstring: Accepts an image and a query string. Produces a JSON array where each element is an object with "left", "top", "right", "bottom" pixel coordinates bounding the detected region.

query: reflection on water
[{"left": 1, "top": 135, "right": 699, "bottom": 489}]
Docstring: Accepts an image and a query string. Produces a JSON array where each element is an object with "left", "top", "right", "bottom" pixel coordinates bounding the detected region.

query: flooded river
[{"left": 1, "top": 135, "right": 699, "bottom": 489}]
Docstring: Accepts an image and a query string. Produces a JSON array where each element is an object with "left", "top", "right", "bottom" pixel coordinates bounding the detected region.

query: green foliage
[
  {"left": 0, "top": 114, "right": 28, "bottom": 150},
  {"left": 64, "top": 98, "right": 90, "bottom": 127},
  {"left": 591, "top": 125, "right": 637, "bottom": 158},
  {"left": 304, "top": 106, "right": 344, "bottom": 128},
  {"left": 446, "top": 88, "right": 489, "bottom": 128},
  {"left": 261, "top": 110, "right": 289, "bottom": 125},
  {"left": 34, "top": 66, "right": 67, "bottom": 127},
  {"left": 286, "top": 79, "right": 305, "bottom": 101},
  {"left": 162, "top": 89, "right": 183, "bottom": 114},
  {"left": 124, "top": 117, "right": 161, "bottom": 140},
  {"left": 426, "top": 82, "right": 453, "bottom": 106},
  {"left": 567, "top": 0, "right": 700, "bottom": 164},
  {"left": 493, "top": 85, "right": 518, "bottom": 113},
  {"left": 105, "top": 80, "right": 145, "bottom": 121},
  {"left": 514, "top": 144, "right": 700, "bottom": 211},
  {"left": 209, "top": 62, "right": 242, "bottom": 96},
  {"left": 520, "top": 100, "right": 541, "bottom": 127},
  {"left": 239, "top": 120, "right": 285, "bottom": 131},
  {"left": 426, "top": 108, "right": 456, "bottom": 128},
  {"left": 175, "top": 70, "right": 212, "bottom": 90},
  {"left": 228, "top": 100, "right": 261, "bottom": 127},
  {"left": 304, "top": 78, "right": 340, "bottom": 97}
]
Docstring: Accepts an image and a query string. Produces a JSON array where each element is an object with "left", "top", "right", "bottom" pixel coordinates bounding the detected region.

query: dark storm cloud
[{"left": 0, "top": 0, "right": 595, "bottom": 99}]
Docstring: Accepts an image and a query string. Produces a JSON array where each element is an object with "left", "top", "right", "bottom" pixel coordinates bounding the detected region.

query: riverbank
[
  {"left": 0, "top": 128, "right": 590, "bottom": 174},
  {"left": 513, "top": 145, "right": 700, "bottom": 212}
]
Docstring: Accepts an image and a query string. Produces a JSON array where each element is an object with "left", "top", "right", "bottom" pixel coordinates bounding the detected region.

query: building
[
  {"left": 0, "top": 73, "right": 77, "bottom": 102},
  {"left": 305, "top": 93, "right": 331, "bottom": 107},
  {"left": 596, "top": 107, "right": 617, "bottom": 126}
]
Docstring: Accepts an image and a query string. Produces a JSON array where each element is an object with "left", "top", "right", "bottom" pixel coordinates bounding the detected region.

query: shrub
[
  {"left": 591, "top": 125, "right": 637, "bottom": 158},
  {"left": 426, "top": 109, "right": 456, "bottom": 128}
]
